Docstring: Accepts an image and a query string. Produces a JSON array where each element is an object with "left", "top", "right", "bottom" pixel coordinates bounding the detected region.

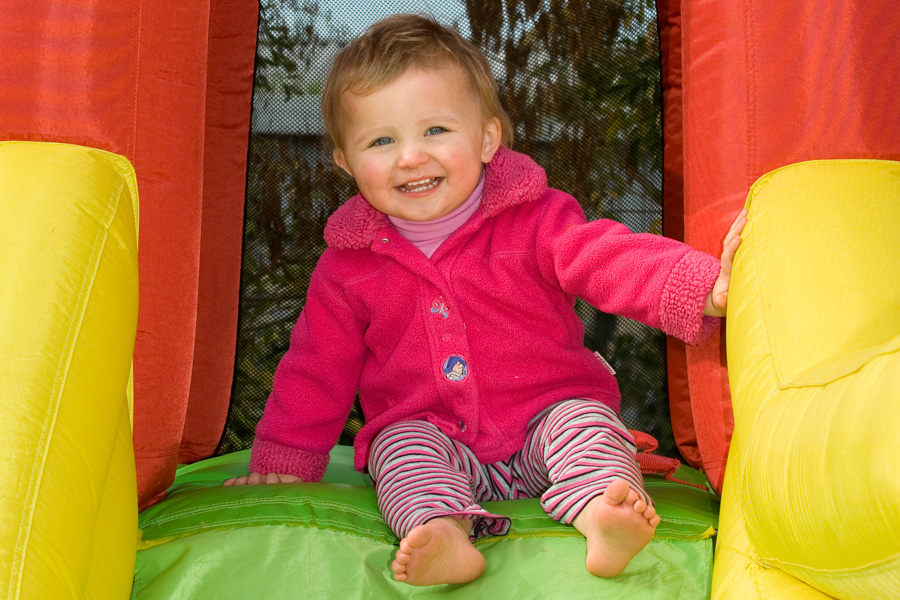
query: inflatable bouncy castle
[{"left": 1, "top": 1, "right": 898, "bottom": 598}]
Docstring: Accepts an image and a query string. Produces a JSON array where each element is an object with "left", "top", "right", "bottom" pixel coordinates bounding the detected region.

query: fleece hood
[{"left": 323, "top": 147, "right": 548, "bottom": 250}]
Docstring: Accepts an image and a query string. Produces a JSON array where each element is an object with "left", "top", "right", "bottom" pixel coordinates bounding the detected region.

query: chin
[{"left": 403, "top": 208, "right": 448, "bottom": 221}]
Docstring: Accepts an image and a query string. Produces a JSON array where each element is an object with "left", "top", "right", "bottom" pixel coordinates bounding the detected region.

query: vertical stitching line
[
  {"left": 744, "top": 0, "right": 758, "bottom": 185},
  {"left": 11, "top": 168, "right": 125, "bottom": 597}
]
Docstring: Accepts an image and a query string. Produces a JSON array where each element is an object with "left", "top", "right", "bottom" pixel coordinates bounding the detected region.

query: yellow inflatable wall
[
  {"left": 713, "top": 160, "right": 900, "bottom": 598},
  {"left": 0, "top": 142, "right": 140, "bottom": 600}
]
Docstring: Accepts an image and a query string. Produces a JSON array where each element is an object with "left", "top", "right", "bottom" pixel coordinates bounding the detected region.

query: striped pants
[{"left": 367, "top": 399, "right": 649, "bottom": 539}]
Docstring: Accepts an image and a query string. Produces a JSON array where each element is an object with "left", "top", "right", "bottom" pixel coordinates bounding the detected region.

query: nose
[{"left": 396, "top": 140, "right": 428, "bottom": 169}]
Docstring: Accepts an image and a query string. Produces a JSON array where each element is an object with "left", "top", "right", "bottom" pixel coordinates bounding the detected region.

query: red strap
[{"left": 630, "top": 430, "right": 709, "bottom": 491}]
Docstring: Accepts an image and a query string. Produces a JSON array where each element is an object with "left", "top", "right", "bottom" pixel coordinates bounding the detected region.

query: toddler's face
[{"left": 333, "top": 66, "right": 501, "bottom": 221}]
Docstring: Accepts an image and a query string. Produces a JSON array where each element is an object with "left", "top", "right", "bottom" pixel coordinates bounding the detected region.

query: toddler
[{"left": 226, "top": 14, "right": 745, "bottom": 586}]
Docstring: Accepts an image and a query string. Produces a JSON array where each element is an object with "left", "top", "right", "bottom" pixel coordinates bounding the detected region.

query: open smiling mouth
[{"left": 398, "top": 177, "right": 442, "bottom": 193}]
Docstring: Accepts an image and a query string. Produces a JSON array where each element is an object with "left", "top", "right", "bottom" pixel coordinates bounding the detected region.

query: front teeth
[{"left": 400, "top": 178, "right": 440, "bottom": 193}]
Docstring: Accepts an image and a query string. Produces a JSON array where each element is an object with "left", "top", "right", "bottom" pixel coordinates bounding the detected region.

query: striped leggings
[{"left": 367, "top": 399, "right": 649, "bottom": 539}]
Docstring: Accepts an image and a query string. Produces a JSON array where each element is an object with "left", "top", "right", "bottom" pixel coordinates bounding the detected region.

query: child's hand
[
  {"left": 223, "top": 472, "right": 301, "bottom": 486},
  {"left": 704, "top": 209, "right": 748, "bottom": 317}
]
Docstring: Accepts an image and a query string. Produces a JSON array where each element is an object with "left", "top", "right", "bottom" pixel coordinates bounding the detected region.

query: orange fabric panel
[
  {"left": 657, "top": 0, "right": 703, "bottom": 468},
  {"left": 679, "top": 0, "right": 748, "bottom": 495},
  {"left": 746, "top": 3, "right": 900, "bottom": 174},
  {"left": 130, "top": 1, "right": 212, "bottom": 510},
  {"left": 0, "top": 2, "right": 139, "bottom": 154},
  {"left": 180, "top": 0, "right": 258, "bottom": 464},
  {"left": 680, "top": 0, "right": 900, "bottom": 493},
  {"left": 1, "top": 0, "right": 257, "bottom": 510},
  {"left": 657, "top": 0, "right": 685, "bottom": 245},
  {"left": 0, "top": 0, "right": 197, "bottom": 509}
]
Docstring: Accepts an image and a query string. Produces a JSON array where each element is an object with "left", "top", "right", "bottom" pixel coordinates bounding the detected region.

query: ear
[
  {"left": 480, "top": 117, "right": 503, "bottom": 163},
  {"left": 333, "top": 148, "right": 352, "bottom": 176}
]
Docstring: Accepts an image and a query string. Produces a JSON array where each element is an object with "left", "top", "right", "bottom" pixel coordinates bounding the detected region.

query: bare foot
[
  {"left": 572, "top": 479, "right": 660, "bottom": 578},
  {"left": 392, "top": 517, "right": 485, "bottom": 586}
]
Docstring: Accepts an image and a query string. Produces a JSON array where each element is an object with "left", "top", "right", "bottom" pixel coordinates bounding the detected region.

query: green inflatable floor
[{"left": 133, "top": 446, "right": 719, "bottom": 599}]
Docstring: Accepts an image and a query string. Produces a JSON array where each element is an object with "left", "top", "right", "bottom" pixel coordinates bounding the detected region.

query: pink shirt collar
[{"left": 388, "top": 173, "right": 485, "bottom": 258}]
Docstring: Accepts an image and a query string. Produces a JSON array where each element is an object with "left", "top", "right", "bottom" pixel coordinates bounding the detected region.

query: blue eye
[
  {"left": 426, "top": 126, "right": 446, "bottom": 136},
  {"left": 371, "top": 137, "right": 392, "bottom": 147}
]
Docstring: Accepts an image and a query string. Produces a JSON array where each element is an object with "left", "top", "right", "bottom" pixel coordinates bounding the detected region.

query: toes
[
  {"left": 626, "top": 489, "right": 640, "bottom": 505},
  {"left": 392, "top": 558, "right": 408, "bottom": 573},
  {"left": 403, "top": 524, "right": 434, "bottom": 551},
  {"left": 602, "top": 479, "right": 630, "bottom": 505},
  {"left": 394, "top": 542, "right": 413, "bottom": 565},
  {"left": 642, "top": 505, "right": 659, "bottom": 526}
]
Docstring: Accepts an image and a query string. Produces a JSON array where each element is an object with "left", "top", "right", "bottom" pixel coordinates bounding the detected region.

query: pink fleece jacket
[{"left": 249, "top": 147, "right": 720, "bottom": 480}]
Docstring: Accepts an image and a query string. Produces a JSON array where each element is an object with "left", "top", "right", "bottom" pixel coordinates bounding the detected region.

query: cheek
[
  {"left": 444, "top": 146, "right": 481, "bottom": 175},
  {"left": 355, "top": 162, "right": 390, "bottom": 191}
]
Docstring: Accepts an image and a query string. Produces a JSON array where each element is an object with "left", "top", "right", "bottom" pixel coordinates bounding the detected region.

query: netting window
[{"left": 222, "top": 0, "right": 674, "bottom": 457}]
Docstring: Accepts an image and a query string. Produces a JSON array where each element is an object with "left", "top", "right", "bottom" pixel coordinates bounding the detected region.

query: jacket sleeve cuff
[
  {"left": 658, "top": 251, "right": 721, "bottom": 345},
  {"left": 249, "top": 439, "right": 330, "bottom": 482}
]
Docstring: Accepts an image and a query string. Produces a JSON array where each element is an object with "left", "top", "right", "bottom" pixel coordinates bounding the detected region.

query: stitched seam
[
  {"left": 744, "top": 160, "right": 898, "bottom": 386},
  {"left": 139, "top": 495, "right": 382, "bottom": 528},
  {"left": 761, "top": 550, "right": 900, "bottom": 574},
  {"left": 744, "top": 0, "right": 757, "bottom": 186},
  {"left": 141, "top": 517, "right": 396, "bottom": 545},
  {"left": 748, "top": 173, "right": 783, "bottom": 386},
  {"left": 10, "top": 173, "right": 125, "bottom": 598},
  {"left": 138, "top": 520, "right": 398, "bottom": 550}
]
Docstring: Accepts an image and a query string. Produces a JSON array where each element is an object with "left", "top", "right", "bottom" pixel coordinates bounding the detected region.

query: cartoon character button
[{"left": 442, "top": 355, "right": 468, "bottom": 382}]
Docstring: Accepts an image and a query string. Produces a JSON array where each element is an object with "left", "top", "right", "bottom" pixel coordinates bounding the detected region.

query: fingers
[
  {"left": 721, "top": 209, "right": 747, "bottom": 259},
  {"left": 733, "top": 208, "right": 748, "bottom": 228},
  {"left": 713, "top": 291, "right": 728, "bottom": 312},
  {"left": 717, "top": 210, "right": 748, "bottom": 291},
  {"left": 222, "top": 472, "right": 300, "bottom": 486},
  {"left": 725, "top": 208, "right": 748, "bottom": 243},
  {"left": 223, "top": 475, "right": 248, "bottom": 486},
  {"left": 222, "top": 473, "right": 260, "bottom": 486},
  {"left": 266, "top": 472, "right": 300, "bottom": 484}
]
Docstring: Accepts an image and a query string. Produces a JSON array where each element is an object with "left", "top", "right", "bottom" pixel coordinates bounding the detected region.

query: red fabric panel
[
  {"left": 656, "top": 0, "right": 703, "bottom": 469},
  {"left": 131, "top": 2, "right": 212, "bottom": 510},
  {"left": 657, "top": 0, "right": 685, "bottom": 244},
  {"left": 681, "top": 0, "right": 900, "bottom": 493},
  {"left": 180, "top": 0, "right": 258, "bottom": 464},
  {"left": 0, "top": 2, "right": 139, "bottom": 153},
  {"left": 680, "top": 0, "right": 753, "bottom": 495},
  {"left": 1, "top": 0, "right": 257, "bottom": 509},
  {"left": 0, "top": 1, "right": 202, "bottom": 509}
]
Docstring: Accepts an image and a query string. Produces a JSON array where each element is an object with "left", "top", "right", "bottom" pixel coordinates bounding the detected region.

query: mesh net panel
[{"left": 220, "top": 0, "right": 678, "bottom": 458}]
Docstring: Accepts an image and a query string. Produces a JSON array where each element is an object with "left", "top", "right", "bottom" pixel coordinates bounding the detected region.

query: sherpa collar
[{"left": 323, "top": 146, "right": 548, "bottom": 250}]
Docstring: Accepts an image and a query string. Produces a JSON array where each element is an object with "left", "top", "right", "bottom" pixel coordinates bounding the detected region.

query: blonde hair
[{"left": 322, "top": 14, "right": 514, "bottom": 151}]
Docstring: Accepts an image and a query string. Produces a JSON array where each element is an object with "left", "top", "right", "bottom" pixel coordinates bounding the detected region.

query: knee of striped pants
[
  {"left": 368, "top": 420, "right": 508, "bottom": 538},
  {"left": 529, "top": 399, "right": 651, "bottom": 523}
]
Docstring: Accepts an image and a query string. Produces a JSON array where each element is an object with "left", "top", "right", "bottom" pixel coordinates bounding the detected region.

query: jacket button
[
  {"left": 457, "top": 420, "right": 466, "bottom": 432},
  {"left": 442, "top": 332, "right": 451, "bottom": 341},
  {"left": 381, "top": 238, "right": 389, "bottom": 243}
]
